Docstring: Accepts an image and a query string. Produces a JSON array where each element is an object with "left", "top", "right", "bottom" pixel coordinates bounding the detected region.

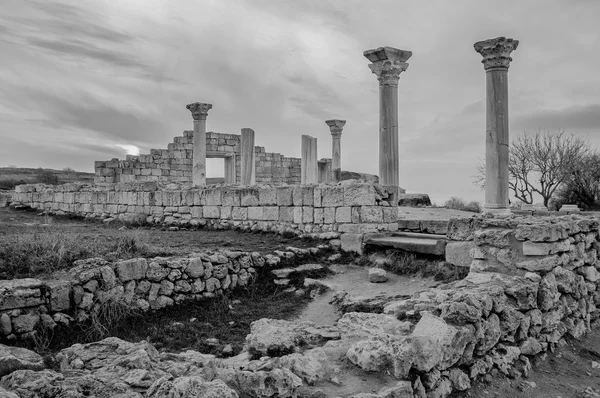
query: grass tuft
[{"left": 366, "top": 251, "right": 469, "bottom": 283}]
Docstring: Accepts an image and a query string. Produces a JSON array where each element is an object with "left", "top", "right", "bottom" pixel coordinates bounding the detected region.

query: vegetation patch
[{"left": 360, "top": 250, "right": 469, "bottom": 283}]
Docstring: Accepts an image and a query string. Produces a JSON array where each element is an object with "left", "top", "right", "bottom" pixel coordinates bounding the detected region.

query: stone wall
[
  {"left": 350, "top": 213, "right": 600, "bottom": 396},
  {"left": 0, "top": 246, "right": 325, "bottom": 340},
  {"left": 94, "top": 131, "right": 303, "bottom": 185},
  {"left": 11, "top": 182, "right": 399, "bottom": 249}
]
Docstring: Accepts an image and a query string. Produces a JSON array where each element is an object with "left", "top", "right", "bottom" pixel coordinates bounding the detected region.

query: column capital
[
  {"left": 325, "top": 119, "right": 346, "bottom": 136},
  {"left": 364, "top": 46, "right": 412, "bottom": 86},
  {"left": 186, "top": 102, "right": 213, "bottom": 120},
  {"left": 474, "top": 37, "right": 519, "bottom": 71}
]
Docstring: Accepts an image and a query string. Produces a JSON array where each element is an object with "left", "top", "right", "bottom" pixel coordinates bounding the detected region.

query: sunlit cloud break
[{"left": 115, "top": 144, "right": 140, "bottom": 156}]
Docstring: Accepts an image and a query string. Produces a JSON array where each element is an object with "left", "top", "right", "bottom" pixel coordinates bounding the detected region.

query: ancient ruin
[{"left": 6, "top": 34, "right": 600, "bottom": 398}]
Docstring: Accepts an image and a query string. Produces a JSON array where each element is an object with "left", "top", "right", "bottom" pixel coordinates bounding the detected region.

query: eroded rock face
[{"left": 0, "top": 344, "right": 44, "bottom": 377}]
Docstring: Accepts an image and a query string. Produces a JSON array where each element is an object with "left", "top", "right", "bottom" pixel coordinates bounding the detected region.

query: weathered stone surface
[
  {"left": 516, "top": 255, "right": 560, "bottom": 272},
  {"left": 397, "top": 193, "right": 431, "bottom": 207},
  {"left": 445, "top": 241, "right": 475, "bottom": 268},
  {"left": 245, "top": 319, "right": 340, "bottom": 357},
  {"left": 0, "top": 344, "right": 45, "bottom": 377},
  {"left": 0, "top": 279, "right": 43, "bottom": 310},
  {"left": 522, "top": 239, "right": 571, "bottom": 256},
  {"left": 410, "top": 312, "right": 474, "bottom": 371},
  {"left": 115, "top": 258, "right": 148, "bottom": 282},
  {"left": 146, "top": 376, "right": 239, "bottom": 398},
  {"left": 368, "top": 268, "right": 388, "bottom": 283}
]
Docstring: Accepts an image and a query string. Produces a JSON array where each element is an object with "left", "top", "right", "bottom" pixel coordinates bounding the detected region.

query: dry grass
[
  {"left": 444, "top": 197, "right": 482, "bottom": 213},
  {"left": 362, "top": 251, "right": 469, "bottom": 283},
  {"left": 0, "top": 226, "right": 154, "bottom": 279}
]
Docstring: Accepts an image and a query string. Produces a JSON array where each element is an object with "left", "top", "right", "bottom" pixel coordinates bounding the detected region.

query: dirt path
[{"left": 295, "top": 264, "right": 439, "bottom": 326}]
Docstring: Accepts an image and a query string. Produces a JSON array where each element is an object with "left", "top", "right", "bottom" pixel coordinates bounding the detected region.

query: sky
[{"left": 1, "top": 0, "right": 599, "bottom": 204}]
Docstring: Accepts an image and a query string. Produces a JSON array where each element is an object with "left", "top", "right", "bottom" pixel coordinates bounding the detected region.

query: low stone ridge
[
  {"left": 0, "top": 246, "right": 327, "bottom": 340},
  {"left": 12, "top": 181, "right": 401, "bottom": 254},
  {"left": 397, "top": 193, "right": 431, "bottom": 207}
]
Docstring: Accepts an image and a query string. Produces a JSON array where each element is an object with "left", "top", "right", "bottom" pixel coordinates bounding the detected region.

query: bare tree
[{"left": 473, "top": 130, "right": 589, "bottom": 206}]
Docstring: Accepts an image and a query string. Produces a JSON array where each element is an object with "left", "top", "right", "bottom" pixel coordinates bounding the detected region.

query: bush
[
  {"left": 444, "top": 197, "right": 481, "bottom": 213},
  {"left": 37, "top": 170, "right": 59, "bottom": 185}
]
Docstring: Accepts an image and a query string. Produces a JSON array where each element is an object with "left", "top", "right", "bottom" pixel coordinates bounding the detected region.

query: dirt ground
[{"left": 0, "top": 206, "right": 320, "bottom": 254}]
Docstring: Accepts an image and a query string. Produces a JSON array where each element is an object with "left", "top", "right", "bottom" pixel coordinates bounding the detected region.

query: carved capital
[
  {"left": 325, "top": 119, "right": 346, "bottom": 136},
  {"left": 474, "top": 37, "right": 519, "bottom": 71},
  {"left": 186, "top": 102, "right": 213, "bottom": 120},
  {"left": 364, "top": 46, "right": 411, "bottom": 87}
]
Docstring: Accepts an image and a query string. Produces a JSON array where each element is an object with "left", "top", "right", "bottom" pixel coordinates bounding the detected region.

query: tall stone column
[
  {"left": 364, "top": 46, "right": 411, "bottom": 193},
  {"left": 325, "top": 119, "right": 346, "bottom": 182},
  {"left": 474, "top": 37, "right": 519, "bottom": 213},
  {"left": 301, "top": 135, "right": 318, "bottom": 184},
  {"left": 186, "top": 102, "right": 212, "bottom": 186},
  {"left": 241, "top": 128, "right": 256, "bottom": 185}
]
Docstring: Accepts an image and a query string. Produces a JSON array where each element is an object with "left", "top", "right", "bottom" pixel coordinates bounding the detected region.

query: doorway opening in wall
[{"left": 206, "top": 158, "right": 225, "bottom": 184}]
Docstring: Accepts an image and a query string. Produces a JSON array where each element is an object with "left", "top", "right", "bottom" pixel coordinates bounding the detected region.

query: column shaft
[
  {"left": 485, "top": 69, "right": 510, "bottom": 210},
  {"left": 379, "top": 84, "right": 399, "bottom": 186},
  {"left": 301, "top": 135, "right": 318, "bottom": 184},
  {"left": 332, "top": 136, "right": 342, "bottom": 182},
  {"left": 241, "top": 128, "right": 256, "bottom": 185},
  {"left": 192, "top": 119, "right": 207, "bottom": 186}
]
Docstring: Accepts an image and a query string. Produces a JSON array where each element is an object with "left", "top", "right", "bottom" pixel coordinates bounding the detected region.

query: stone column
[
  {"left": 364, "top": 47, "right": 411, "bottom": 193},
  {"left": 325, "top": 119, "right": 346, "bottom": 182},
  {"left": 474, "top": 37, "right": 519, "bottom": 213},
  {"left": 186, "top": 102, "right": 212, "bottom": 186},
  {"left": 301, "top": 135, "right": 318, "bottom": 184},
  {"left": 241, "top": 128, "right": 256, "bottom": 185}
]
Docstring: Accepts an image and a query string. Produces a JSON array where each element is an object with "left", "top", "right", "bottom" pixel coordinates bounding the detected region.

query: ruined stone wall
[
  {"left": 0, "top": 247, "right": 325, "bottom": 340},
  {"left": 11, "top": 182, "right": 399, "bottom": 250},
  {"left": 349, "top": 214, "right": 600, "bottom": 396},
  {"left": 94, "top": 131, "right": 302, "bottom": 185}
]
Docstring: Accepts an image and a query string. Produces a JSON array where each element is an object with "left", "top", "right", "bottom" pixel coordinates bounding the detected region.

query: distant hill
[
  {"left": 0, "top": 167, "right": 94, "bottom": 190},
  {"left": 0, "top": 167, "right": 377, "bottom": 190}
]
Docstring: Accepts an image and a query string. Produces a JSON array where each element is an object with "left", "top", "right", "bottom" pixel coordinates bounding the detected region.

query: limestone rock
[
  {"left": 0, "top": 386, "right": 19, "bottom": 398},
  {"left": 146, "top": 375, "right": 239, "bottom": 398},
  {"left": 519, "top": 337, "right": 543, "bottom": 356},
  {"left": 368, "top": 268, "right": 388, "bottom": 283},
  {"left": 245, "top": 319, "right": 340, "bottom": 357},
  {"left": 0, "top": 344, "right": 45, "bottom": 377},
  {"left": 410, "top": 312, "right": 474, "bottom": 371}
]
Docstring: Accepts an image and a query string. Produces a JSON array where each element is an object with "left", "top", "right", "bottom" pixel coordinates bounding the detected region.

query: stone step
[
  {"left": 391, "top": 231, "right": 447, "bottom": 240},
  {"left": 364, "top": 234, "right": 446, "bottom": 256}
]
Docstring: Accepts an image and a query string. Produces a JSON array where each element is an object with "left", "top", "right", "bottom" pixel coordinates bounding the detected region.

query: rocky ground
[{"left": 4, "top": 207, "right": 600, "bottom": 397}]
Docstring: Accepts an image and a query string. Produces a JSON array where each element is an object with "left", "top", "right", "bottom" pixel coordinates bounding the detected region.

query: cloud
[{"left": 514, "top": 104, "right": 600, "bottom": 132}]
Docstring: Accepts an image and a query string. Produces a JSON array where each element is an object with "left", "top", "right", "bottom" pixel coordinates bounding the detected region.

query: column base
[{"left": 481, "top": 207, "right": 512, "bottom": 215}]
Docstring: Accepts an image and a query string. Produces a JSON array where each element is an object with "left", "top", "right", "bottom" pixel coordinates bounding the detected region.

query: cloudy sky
[{"left": 1, "top": 0, "right": 599, "bottom": 204}]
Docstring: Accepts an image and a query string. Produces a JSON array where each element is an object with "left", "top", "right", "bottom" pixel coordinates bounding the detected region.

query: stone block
[
  {"left": 293, "top": 207, "right": 303, "bottom": 224},
  {"left": 338, "top": 223, "right": 380, "bottom": 233},
  {"left": 276, "top": 186, "right": 294, "bottom": 206},
  {"left": 522, "top": 240, "right": 571, "bottom": 256},
  {"left": 322, "top": 187, "right": 344, "bottom": 207},
  {"left": 222, "top": 190, "right": 240, "bottom": 206},
  {"left": 279, "top": 207, "right": 294, "bottom": 222},
  {"left": 240, "top": 188, "right": 260, "bottom": 206},
  {"left": 445, "top": 241, "right": 475, "bottom": 268},
  {"left": 447, "top": 218, "right": 476, "bottom": 240},
  {"left": 314, "top": 187, "right": 323, "bottom": 207},
  {"left": 302, "top": 206, "right": 313, "bottom": 223},
  {"left": 232, "top": 207, "right": 248, "bottom": 220},
  {"left": 314, "top": 208, "right": 324, "bottom": 224},
  {"left": 248, "top": 186, "right": 271, "bottom": 205},
  {"left": 397, "top": 219, "right": 421, "bottom": 231},
  {"left": 115, "top": 258, "right": 148, "bottom": 282},
  {"left": 341, "top": 233, "right": 364, "bottom": 254},
  {"left": 46, "top": 280, "right": 72, "bottom": 312},
  {"left": 360, "top": 206, "right": 383, "bottom": 223},
  {"left": 302, "top": 187, "right": 314, "bottom": 206},
  {"left": 248, "top": 207, "right": 264, "bottom": 220},
  {"left": 0, "top": 279, "right": 44, "bottom": 310},
  {"left": 191, "top": 206, "right": 203, "bottom": 218},
  {"left": 336, "top": 207, "right": 352, "bottom": 223},
  {"left": 203, "top": 206, "right": 220, "bottom": 219},
  {"left": 264, "top": 206, "right": 279, "bottom": 221},
  {"left": 292, "top": 186, "right": 304, "bottom": 206},
  {"left": 343, "top": 184, "right": 378, "bottom": 206},
  {"left": 324, "top": 207, "right": 336, "bottom": 224},
  {"left": 420, "top": 220, "right": 449, "bottom": 235},
  {"left": 382, "top": 207, "right": 398, "bottom": 223},
  {"left": 220, "top": 206, "right": 232, "bottom": 219}
]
